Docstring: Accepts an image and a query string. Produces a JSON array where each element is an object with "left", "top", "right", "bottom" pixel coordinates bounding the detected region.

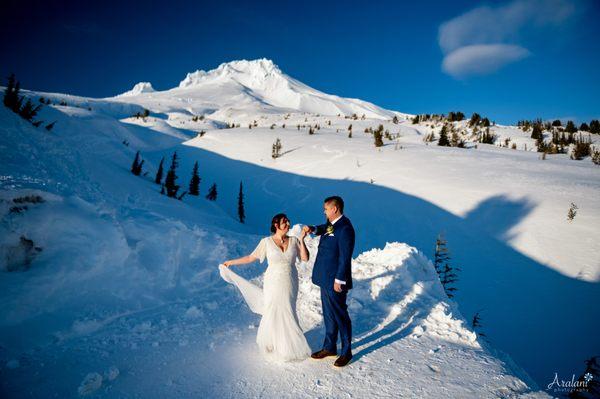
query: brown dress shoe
[
  {"left": 311, "top": 349, "right": 337, "bottom": 359},
  {"left": 333, "top": 353, "right": 353, "bottom": 367}
]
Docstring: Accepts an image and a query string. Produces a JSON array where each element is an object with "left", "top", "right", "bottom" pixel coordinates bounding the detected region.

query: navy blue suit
[{"left": 310, "top": 215, "right": 355, "bottom": 356}]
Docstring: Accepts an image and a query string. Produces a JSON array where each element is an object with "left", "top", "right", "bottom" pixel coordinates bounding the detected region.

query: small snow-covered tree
[
  {"left": 434, "top": 234, "right": 459, "bottom": 298},
  {"left": 189, "top": 161, "right": 201, "bottom": 195},
  {"left": 131, "top": 151, "right": 144, "bottom": 176},
  {"left": 155, "top": 157, "right": 164, "bottom": 184},
  {"left": 272, "top": 138, "right": 282, "bottom": 158},
  {"left": 471, "top": 311, "right": 486, "bottom": 338},
  {"left": 567, "top": 202, "right": 578, "bottom": 221},
  {"left": 565, "top": 120, "right": 578, "bottom": 134},
  {"left": 437, "top": 125, "right": 450, "bottom": 146},
  {"left": 206, "top": 183, "right": 217, "bottom": 201},
  {"left": 164, "top": 152, "right": 180, "bottom": 198},
  {"left": 237, "top": 181, "right": 245, "bottom": 223},
  {"left": 374, "top": 124, "right": 384, "bottom": 147}
]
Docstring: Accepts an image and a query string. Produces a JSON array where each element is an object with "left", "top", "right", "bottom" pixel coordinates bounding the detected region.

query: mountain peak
[
  {"left": 117, "top": 82, "right": 155, "bottom": 97},
  {"left": 178, "top": 58, "right": 282, "bottom": 89}
]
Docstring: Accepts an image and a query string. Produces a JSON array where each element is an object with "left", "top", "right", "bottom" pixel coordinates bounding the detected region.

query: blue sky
[{"left": 2, "top": 0, "right": 599, "bottom": 124}]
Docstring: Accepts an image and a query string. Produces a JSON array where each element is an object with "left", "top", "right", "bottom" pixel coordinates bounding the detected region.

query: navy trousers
[{"left": 321, "top": 288, "right": 352, "bottom": 356}]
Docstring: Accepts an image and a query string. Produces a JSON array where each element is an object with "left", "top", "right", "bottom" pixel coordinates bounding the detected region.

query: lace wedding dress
[{"left": 219, "top": 235, "right": 311, "bottom": 362}]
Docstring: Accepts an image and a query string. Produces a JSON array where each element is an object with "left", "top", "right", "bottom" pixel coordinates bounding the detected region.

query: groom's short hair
[{"left": 324, "top": 196, "right": 344, "bottom": 213}]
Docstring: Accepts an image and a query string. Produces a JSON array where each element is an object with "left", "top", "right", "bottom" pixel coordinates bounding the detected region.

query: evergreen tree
[
  {"left": 18, "top": 98, "right": 42, "bottom": 122},
  {"left": 434, "top": 234, "right": 459, "bottom": 298},
  {"left": 189, "top": 161, "right": 201, "bottom": 195},
  {"left": 469, "top": 112, "right": 481, "bottom": 127},
  {"left": 438, "top": 125, "right": 450, "bottom": 146},
  {"left": 374, "top": 124, "right": 384, "bottom": 147},
  {"left": 479, "top": 127, "right": 495, "bottom": 144},
  {"left": 154, "top": 157, "right": 164, "bottom": 184},
  {"left": 552, "top": 119, "right": 562, "bottom": 127},
  {"left": 206, "top": 183, "right": 217, "bottom": 201},
  {"left": 164, "top": 152, "right": 180, "bottom": 198},
  {"left": 237, "top": 181, "right": 245, "bottom": 223},
  {"left": 471, "top": 311, "right": 486, "bottom": 338},
  {"left": 3, "top": 73, "right": 18, "bottom": 111},
  {"left": 565, "top": 120, "right": 577, "bottom": 133},
  {"left": 272, "top": 138, "right": 282, "bottom": 158},
  {"left": 589, "top": 119, "right": 600, "bottom": 134},
  {"left": 531, "top": 123, "right": 543, "bottom": 140},
  {"left": 131, "top": 151, "right": 144, "bottom": 176},
  {"left": 579, "top": 122, "right": 590, "bottom": 132},
  {"left": 481, "top": 117, "right": 490, "bottom": 127},
  {"left": 392, "top": 115, "right": 399, "bottom": 124}
]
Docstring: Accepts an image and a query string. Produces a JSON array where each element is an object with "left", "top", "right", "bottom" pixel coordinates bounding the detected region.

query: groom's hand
[
  {"left": 302, "top": 225, "right": 312, "bottom": 237},
  {"left": 334, "top": 282, "right": 343, "bottom": 292}
]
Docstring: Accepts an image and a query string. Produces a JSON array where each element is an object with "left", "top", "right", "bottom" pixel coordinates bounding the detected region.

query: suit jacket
[{"left": 310, "top": 215, "right": 355, "bottom": 290}]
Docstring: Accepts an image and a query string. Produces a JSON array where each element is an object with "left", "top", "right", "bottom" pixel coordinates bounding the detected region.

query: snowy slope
[
  {"left": 0, "top": 103, "right": 547, "bottom": 398},
  {"left": 2, "top": 58, "right": 598, "bottom": 397}
]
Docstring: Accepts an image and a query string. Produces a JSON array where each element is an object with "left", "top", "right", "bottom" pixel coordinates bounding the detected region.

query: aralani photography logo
[{"left": 547, "top": 371, "right": 593, "bottom": 395}]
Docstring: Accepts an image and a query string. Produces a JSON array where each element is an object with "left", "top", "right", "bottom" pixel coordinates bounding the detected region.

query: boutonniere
[{"left": 326, "top": 224, "right": 335, "bottom": 235}]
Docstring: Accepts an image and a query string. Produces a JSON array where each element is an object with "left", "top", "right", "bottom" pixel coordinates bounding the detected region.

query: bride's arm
[
  {"left": 223, "top": 254, "right": 258, "bottom": 267},
  {"left": 298, "top": 232, "right": 310, "bottom": 262}
]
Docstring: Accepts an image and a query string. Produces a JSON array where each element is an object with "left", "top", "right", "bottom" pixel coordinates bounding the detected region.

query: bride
[{"left": 219, "top": 213, "right": 312, "bottom": 362}]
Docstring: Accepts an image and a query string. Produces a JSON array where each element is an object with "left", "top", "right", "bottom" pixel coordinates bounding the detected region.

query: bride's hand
[
  {"left": 301, "top": 225, "right": 310, "bottom": 238},
  {"left": 223, "top": 260, "right": 233, "bottom": 267}
]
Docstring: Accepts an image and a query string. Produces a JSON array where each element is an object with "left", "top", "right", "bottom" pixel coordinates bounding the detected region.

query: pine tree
[
  {"left": 18, "top": 98, "right": 42, "bottom": 122},
  {"left": 392, "top": 115, "right": 399, "bottom": 124},
  {"left": 3, "top": 73, "right": 18, "bottom": 111},
  {"left": 272, "top": 138, "right": 282, "bottom": 158},
  {"left": 434, "top": 234, "right": 459, "bottom": 298},
  {"left": 438, "top": 125, "right": 450, "bottom": 146},
  {"left": 590, "top": 120, "right": 600, "bottom": 134},
  {"left": 579, "top": 122, "right": 590, "bottom": 132},
  {"left": 189, "top": 161, "right": 200, "bottom": 195},
  {"left": 237, "top": 181, "right": 245, "bottom": 223},
  {"left": 154, "top": 157, "right": 164, "bottom": 184},
  {"left": 131, "top": 151, "right": 144, "bottom": 176},
  {"left": 374, "top": 124, "right": 384, "bottom": 147},
  {"left": 567, "top": 202, "right": 578, "bottom": 221},
  {"left": 468, "top": 113, "right": 481, "bottom": 127},
  {"left": 164, "top": 152, "right": 180, "bottom": 198},
  {"left": 552, "top": 119, "right": 562, "bottom": 127},
  {"left": 471, "top": 311, "right": 486, "bottom": 338},
  {"left": 531, "top": 123, "right": 543, "bottom": 140},
  {"left": 565, "top": 120, "right": 577, "bottom": 133},
  {"left": 206, "top": 183, "right": 217, "bottom": 201}
]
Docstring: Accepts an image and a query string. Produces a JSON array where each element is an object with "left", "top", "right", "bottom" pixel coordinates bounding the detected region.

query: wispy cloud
[
  {"left": 438, "top": 0, "right": 576, "bottom": 78},
  {"left": 442, "top": 44, "right": 531, "bottom": 78}
]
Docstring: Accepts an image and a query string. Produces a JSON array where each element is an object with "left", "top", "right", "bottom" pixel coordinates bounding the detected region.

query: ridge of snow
[{"left": 116, "top": 82, "right": 155, "bottom": 97}]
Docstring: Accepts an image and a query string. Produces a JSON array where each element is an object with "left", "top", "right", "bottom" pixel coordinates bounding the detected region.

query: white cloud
[
  {"left": 438, "top": 0, "right": 575, "bottom": 77},
  {"left": 442, "top": 44, "right": 531, "bottom": 78}
]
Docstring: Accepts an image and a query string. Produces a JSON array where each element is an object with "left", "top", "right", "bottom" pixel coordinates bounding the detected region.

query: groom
[{"left": 303, "top": 195, "right": 355, "bottom": 367}]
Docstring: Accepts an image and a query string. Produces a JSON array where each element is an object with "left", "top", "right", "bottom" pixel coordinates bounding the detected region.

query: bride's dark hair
[{"left": 270, "top": 213, "right": 289, "bottom": 233}]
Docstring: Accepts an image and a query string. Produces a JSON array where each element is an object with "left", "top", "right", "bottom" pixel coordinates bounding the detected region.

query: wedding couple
[{"left": 219, "top": 196, "right": 355, "bottom": 367}]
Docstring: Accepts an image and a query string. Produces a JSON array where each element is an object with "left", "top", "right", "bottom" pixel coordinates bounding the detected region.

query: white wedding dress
[{"left": 219, "top": 235, "right": 311, "bottom": 362}]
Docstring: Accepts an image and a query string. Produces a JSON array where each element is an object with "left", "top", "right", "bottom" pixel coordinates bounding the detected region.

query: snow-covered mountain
[
  {"left": 1, "top": 59, "right": 598, "bottom": 397},
  {"left": 116, "top": 82, "right": 155, "bottom": 97},
  {"left": 109, "top": 58, "right": 403, "bottom": 122}
]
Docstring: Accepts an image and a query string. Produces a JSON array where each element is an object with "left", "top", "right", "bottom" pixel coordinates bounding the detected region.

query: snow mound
[{"left": 117, "top": 82, "right": 155, "bottom": 97}]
